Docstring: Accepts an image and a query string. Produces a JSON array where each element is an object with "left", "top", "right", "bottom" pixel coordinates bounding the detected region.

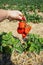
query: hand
[{"left": 7, "top": 10, "right": 26, "bottom": 21}]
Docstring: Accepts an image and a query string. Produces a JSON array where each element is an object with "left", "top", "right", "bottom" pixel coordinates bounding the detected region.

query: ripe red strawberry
[
  {"left": 17, "top": 27, "right": 24, "bottom": 34},
  {"left": 19, "top": 22, "right": 26, "bottom": 28},
  {"left": 17, "top": 27, "right": 21, "bottom": 34},
  {"left": 24, "top": 27, "right": 29, "bottom": 34},
  {"left": 24, "top": 25, "right": 31, "bottom": 34},
  {"left": 20, "top": 28, "right": 25, "bottom": 34},
  {"left": 28, "top": 25, "right": 31, "bottom": 31}
]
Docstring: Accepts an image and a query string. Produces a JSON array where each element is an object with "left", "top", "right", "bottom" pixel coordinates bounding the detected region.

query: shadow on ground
[{"left": 0, "top": 53, "right": 14, "bottom": 65}]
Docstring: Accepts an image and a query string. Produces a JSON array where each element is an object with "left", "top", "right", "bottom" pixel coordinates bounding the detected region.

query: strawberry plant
[
  {"left": 29, "top": 5, "right": 36, "bottom": 12},
  {"left": 0, "top": 32, "right": 43, "bottom": 54},
  {"left": 28, "top": 13, "right": 43, "bottom": 23},
  {"left": 24, "top": 34, "right": 43, "bottom": 54},
  {"left": 0, "top": 32, "right": 23, "bottom": 54}
]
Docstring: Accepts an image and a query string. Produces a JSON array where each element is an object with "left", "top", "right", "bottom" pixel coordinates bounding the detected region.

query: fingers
[
  {"left": 8, "top": 16, "right": 22, "bottom": 21},
  {"left": 14, "top": 16, "right": 23, "bottom": 21},
  {"left": 8, "top": 10, "right": 26, "bottom": 21},
  {"left": 17, "top": 11, "right": 26, "bottom": 21},
  {"left": 13, "top": 10, "right": 23, "bottom": 16},
  {"left": 18, "top": 11, "right": 26, "bottom": 21},
  {"left": 18, "top": 11, "right": 23, "bottom": 16},
  {"left": 9, "top": 15, "right": 26, "bottom": 21},
  {"left": 18, "top": 16, "right": 22, "bottom": 20},
  {"left": 19, "top": 15, "right": 26, "bottom": 21}
]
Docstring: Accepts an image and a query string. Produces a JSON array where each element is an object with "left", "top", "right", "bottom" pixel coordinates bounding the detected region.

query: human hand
[{"left": 7, "top": 10, "right": 26, "bottom": 21}]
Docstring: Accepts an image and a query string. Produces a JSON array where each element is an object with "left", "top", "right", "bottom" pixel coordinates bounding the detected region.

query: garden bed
[{"left": 0, "top": 20, "right": 43, "bottom": 65}]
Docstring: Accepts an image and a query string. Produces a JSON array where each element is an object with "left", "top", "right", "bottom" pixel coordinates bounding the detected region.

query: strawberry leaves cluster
[
  {"left": 0, "top": 32, "right": 23, "bottom": 54},
  {"left": 24, "top": 34, "right": 43, "bottom": 54},
  {"left": 0, "top": 32, "right": 43, "bottom": 54}
]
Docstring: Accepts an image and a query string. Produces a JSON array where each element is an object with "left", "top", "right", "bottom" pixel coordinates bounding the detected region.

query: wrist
[
  {"left": 0, "top": 9, "right": 9, "bottom": 21},
  {"left": 7, "top": 10, "right": 11, "bottom": 18},
  {"left": 1, "top": 9, "right": 9, "bottom": 19}
]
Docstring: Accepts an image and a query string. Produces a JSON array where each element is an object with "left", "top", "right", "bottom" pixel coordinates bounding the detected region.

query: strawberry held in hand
[
  {"left": 25, "top": 25, "right": 31, "bottom": 34},
  {"left": 17, "top": 21, "right": 32, "bottom": 38},
  {"left": 17, "top": 27, "right": 24, "bottom": 34},
  {"left": 19, "top": 22, "right": 26, "bottom": 28}
]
